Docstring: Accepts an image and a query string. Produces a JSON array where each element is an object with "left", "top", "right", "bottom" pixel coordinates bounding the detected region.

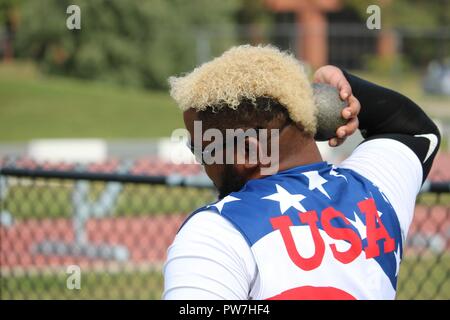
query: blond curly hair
[{"left": 169, "top": 44, "right": 316, "bottom": 135}]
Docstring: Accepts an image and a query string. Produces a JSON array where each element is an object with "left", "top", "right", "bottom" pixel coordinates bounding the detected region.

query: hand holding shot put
[{"left": 313, "top": 65, "right": 361, "bottom": 147}]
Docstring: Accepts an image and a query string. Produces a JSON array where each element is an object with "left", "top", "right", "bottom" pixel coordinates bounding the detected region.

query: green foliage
[
  {"left": 344, "top": 0, "right": 449, "bottom": 67},
  {"left": 2, "top": 253, "right": 449, "bottom": 299},
  {"left": 364, "top": 54, "right": 411, "bottom": 75},
  {"left": 344, "top": 0, "right": 449, "bottom": 28},
  {"left": 2, "top": 270, "right": 164, "bottom": 299},
  {"left": 14, "top": 0, "right": 239, "bottom": 89},
  {"left": 0, "top": 0, "right": 20, "bottom": 24},
  {"left": 236, "top": 0, "right": 271, "bottom": 24}
]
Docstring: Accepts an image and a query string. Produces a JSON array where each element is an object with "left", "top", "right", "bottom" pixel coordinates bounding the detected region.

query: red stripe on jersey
[{"left": 267, "top": 286, "right": 356, "bottom": 300}]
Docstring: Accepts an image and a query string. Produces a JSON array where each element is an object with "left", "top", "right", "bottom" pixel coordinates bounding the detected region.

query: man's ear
[{"left": 234, "top": 136, "right": 260, "bottom": 171}]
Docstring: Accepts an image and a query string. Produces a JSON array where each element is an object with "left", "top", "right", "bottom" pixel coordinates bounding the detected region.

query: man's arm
[
  {"left": 321, "top": 69, "right": 442, "bottom": 241},
  {"left": 342, "top": 70, "right": 441, "bottom": 182},
  {"left": 163, "top": 210, "right": 256, "bottom": 300}
]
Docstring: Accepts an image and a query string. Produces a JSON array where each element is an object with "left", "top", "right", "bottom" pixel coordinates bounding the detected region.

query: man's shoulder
[{"left": 176, "top": 209, "right": 245, "bottom": 244}]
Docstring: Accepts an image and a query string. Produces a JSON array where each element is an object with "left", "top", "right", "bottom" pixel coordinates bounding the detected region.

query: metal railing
[{"left": 0, "top": 165, "right": 449, "bottom": 299}]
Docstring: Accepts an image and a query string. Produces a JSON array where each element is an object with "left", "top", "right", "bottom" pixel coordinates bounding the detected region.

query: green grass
[
  {"left": 416, "top": 192, "right": 450, "bottom": 206},
  {"left": 397, "top": 255, "right": 450, "bottom": 300},
  {"left": 1, "top": 270, "right": 163, "bottom": 300},
  {"left": 4, "top": 180, "right": 216, "bottom": 220},
  {"left": 1, "top": 256, "right": 448, "bottom": 299},
  {"left": 0, "top": 62, "right": 183, "bottom": 142},
  {"left": 0, "top": 63, "right": 448, "bottom": 143}
]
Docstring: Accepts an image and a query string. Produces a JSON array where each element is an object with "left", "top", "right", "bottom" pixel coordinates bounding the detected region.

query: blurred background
[{"left": 0, "top": 0, "right": 449, "bottom": 299}]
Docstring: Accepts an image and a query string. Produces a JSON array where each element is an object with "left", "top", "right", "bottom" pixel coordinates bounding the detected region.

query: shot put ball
[{"left": 312, "top": 83, "right": 349, "bottom": 141}]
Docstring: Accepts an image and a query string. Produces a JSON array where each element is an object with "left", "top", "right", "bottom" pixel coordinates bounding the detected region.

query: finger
[
  {"left": 336, "top": 127, "right": 346, "bottom": 139},
  {"left": 342, "top": 96, "right": 361, "bottom": 119},
  {"left": 329, "top": 138, "right": 338, "bottom": 147},
  {"left": 335, "top": 116, "right": 359, "bottom": 139},
  {"left": 329, "top": 137, "right": 346, "bottom": 147},
  {"left": 348, "top": 95, "right": 361, "bottom": 113},
  {"left": 334, "top": 137, "right": 346, "bottom": 147},
  {"left": 338, "top": 84, "right": 352, "bottom": 101},
  {"left": 340, "top": 90, "right": 349, "bottom": 100},
  {"left": 342, "top": 117, "right": 359, "bottom": 136},
  {"left": 313, "top": 73, "right": 325, "bottom": 84},
  {"left": 342, "top": 108, "right": 352, "bottom": 119},
  {"left": 336, "top": 78, "right": 352, "bottom": 99}
]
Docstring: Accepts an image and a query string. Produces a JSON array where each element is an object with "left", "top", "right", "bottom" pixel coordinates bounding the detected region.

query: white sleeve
[
  {"left": 340, "top": 138, "right": 423, "bottom": 242},
  {"left": 162, "top": 210, "right": 257, "bottom": 300}
]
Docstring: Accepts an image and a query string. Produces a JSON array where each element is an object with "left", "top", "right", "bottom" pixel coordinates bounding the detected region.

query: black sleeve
[{"left": 342, "top": 70, "right": 441, "bottom": 182}]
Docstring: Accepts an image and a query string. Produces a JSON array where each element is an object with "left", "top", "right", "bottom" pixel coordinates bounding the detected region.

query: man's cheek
[{"left": 204, "top": 165, "right": 222, "bottom": 188}]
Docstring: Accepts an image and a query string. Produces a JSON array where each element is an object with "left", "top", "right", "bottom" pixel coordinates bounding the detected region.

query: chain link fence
[{"left": 0, "top": 158, "right": 449, "bottom": 300}]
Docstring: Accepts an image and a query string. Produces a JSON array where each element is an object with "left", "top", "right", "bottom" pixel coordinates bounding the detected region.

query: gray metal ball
[{"left": 312, "top": 83, "right": 349, "bottom": 141}]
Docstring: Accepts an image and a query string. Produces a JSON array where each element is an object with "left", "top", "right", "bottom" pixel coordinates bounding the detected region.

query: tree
[
  {"left": 14, "top": 0, "right": 240, "bottom": 89},
  {"left": 0, "top": 0, "right": 21, "bottom": 61},
  {"left": 344, "top": 0, "right": 449, "bottom": 67},
  {"left": 344, "top": 0, "right": 449, "bottom": 29}
]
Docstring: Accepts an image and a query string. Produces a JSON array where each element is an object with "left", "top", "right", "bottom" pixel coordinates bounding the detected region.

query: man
[{"left": 163, "top": 45, "right": 440, "bottom": 300}]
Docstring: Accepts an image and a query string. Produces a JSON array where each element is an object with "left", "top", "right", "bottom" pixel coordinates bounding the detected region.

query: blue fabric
[{"left": 181, "top": 162, "right": 403, "bottom": 289}]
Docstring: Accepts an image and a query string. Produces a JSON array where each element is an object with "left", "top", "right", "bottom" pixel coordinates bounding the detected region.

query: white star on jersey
[
  {"left": 330, "top": 165, "right": 348, "bottom": 182},
  {"left": 349, "top": 211, "right": 367, "bottom": 239},
  {"left": 302, "top": 170, "right": 331, "bottom": 199},
  {"left": 394, "top": 245, "right": 401, "bottom": 277},
  {"left": 262, "top": 184, "right": 306, "bottom": 214},
  {"left": 211, "top": 196, "right": 240, "bottom": 213}
]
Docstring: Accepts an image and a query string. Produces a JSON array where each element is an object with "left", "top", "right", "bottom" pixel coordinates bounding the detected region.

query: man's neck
[{"left": 278, "top": 137, "right": 323, "bottom": 172}]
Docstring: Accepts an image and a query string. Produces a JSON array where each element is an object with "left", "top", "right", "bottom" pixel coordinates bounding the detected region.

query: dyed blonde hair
[{"left": 169, "top": 44, "right": 316, "bottom": 135}]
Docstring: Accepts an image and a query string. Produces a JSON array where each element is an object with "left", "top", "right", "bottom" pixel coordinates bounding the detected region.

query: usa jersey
[{"left": 182, "top": 161, "right": 403, "bottom": 300}]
